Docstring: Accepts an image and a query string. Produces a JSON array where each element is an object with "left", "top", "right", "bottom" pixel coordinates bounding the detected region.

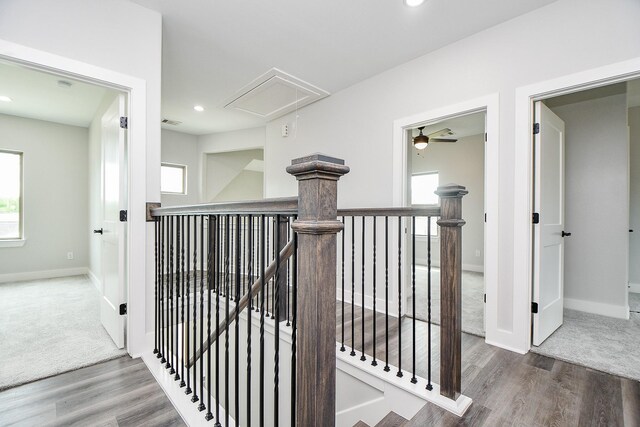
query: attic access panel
[{"left": 224, "top": 68, "right": 329, "bottom": 120}]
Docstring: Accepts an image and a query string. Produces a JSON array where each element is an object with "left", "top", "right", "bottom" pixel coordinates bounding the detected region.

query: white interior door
[
  {"left": 100, "top": 95, "right": 127, "bottom": 349},
  {"left": 532, "top": 101, "right": 566, "bottom": 346}
]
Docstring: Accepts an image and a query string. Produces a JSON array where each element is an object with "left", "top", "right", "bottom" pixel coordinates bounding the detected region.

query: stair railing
[{"left": 150, "top": 153, "right": 466, "bottom": 426}]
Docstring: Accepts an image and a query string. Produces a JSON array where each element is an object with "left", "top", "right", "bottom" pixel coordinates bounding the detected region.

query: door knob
[
  {"left": 93, "top": 228, "right": 103, "bottom": 235},
  {"left": 561, "top": 231, "right": 571, "bottom": 237}
]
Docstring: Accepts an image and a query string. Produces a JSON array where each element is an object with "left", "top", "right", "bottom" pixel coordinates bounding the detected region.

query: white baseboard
[
  {"left": 87, "top": 269, "right": 102, "bottom": 293},
  {"left": 629, "top": 283, "right": 640, "bottom": 293},
  {"left": 0, "top": 267, "right": 88, "bottom": 284},
  {"left": 564, "top": 297, "right": 629, "bottom": 320}
]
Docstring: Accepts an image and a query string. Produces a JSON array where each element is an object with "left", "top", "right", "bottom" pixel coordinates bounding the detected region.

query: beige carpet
[
  {"left": 408, "top": 266, "right": 485, "bottom": 337},
  {"left": 0, "top": 275, "right": 127, "bottom": 390}
]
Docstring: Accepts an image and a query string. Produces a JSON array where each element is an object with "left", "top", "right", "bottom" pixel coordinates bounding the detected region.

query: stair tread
[
  {"left": 375, "top": 411, "right": 408, "bottom": 427},
  {"left": 353, "top": 421, "right": 371, "bottom": 427}
]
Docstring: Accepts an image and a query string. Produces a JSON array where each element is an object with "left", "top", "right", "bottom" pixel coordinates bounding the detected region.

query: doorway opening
[
  {"left": 406, "top": 111, "right": 487, "bottom": 337},
  {"left": 0, "top": 59, "right": 129, "bottom": 390},
  {"left": 530, "top": 79, "right": 640, "bottom": 381}
]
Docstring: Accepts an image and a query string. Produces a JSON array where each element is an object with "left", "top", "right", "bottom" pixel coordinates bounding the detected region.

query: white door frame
[
  {"left": 0, "top": 39, "right": 149, "bottom": 357},
  {"left": 514, "top": 57, "right": 640, "bottom": 353},
  {"left": 392, "top": 93, "right": 499, "bottom": 343}
]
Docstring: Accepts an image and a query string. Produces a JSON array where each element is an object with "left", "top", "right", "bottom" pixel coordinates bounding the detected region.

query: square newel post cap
[
  {"left": 286, "top": 153, "right": 350, "bottom": 180},
  {"left": 435, "top": 184, "right": 468, "bottom": 198}
]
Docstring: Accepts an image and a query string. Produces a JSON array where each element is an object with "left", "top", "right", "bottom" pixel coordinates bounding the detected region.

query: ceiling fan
[{"left": 413, "top": 127, "right": 458, "bottom": 150}]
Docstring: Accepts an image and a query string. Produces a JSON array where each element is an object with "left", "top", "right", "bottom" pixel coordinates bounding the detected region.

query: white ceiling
[
  {"left": 130, "top": 0, "right": 557, "bottom": 135},
  {"left": 0, "top": 60, "right": 109, "bottom": 127}
]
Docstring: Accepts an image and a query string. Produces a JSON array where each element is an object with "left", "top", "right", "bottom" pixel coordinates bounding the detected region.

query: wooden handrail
[
  {"left": 186, "top": 239, "right": 295, "bottom": 368},
  {"left": 338, "top": 205, "right": 441, "bottom": 217},
  {"left": 151, "top": 196, "right": 298, "bottom": 217}
]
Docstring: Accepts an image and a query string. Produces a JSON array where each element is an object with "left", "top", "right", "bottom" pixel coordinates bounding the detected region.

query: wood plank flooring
[
  {"left": 0, "top": 356, "right": 184, "bottom": 427},
  {"left": 338, "top": 302, "right": 640, "bottom": 426}
]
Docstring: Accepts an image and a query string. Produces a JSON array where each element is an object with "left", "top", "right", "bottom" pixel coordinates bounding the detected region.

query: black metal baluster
[
  {"left": 169, "top": 216, "right": 175, "bottom": 373},
  {"left": 274, "top": 215, "right": 281, "bottom": 427},
  {"left": 175, "top": 216, "right": 181, "bottom": 381},
  {"left": 259, "top": 214, "right": 266, "bottom": 427},
  {"left": 340, "top": 216, "right": 345, "bottom": 352},
  {"left": 290, "top": 227, "right": 298, "bottom": 427},
  {"left": 271, "top": 217, "right": 276, "bottom": 320},
  {"left": 351, "top": 216, "right": 356, "bottom": 357},
  {"left": 397, "top": 216, "right": 403, "bottom": 378},
  {"left": 192, "top": 216, "right": 200, "bottom": 404},
  {"left": 411, "top": 216, "right": 417, "bottom": 384},
  {"left": 286, "top": 223, "right": 290, "bottom": 327},
  {"left": 179, "top": 216, "right": 186, "bottom": 386},
  {"left": 361, "top": 216, "right": 366, "bottom": 362},
  {"left": 185, "top": 216, "right": 192, "bottom": 394},
  {"left": 266, "top": 219, "right": 270, "bottom": 318},
  {"left": 384, "top": 216, "right": 390, "bottom": 372},
  {"left": 247, "top": 215, "right": 253, "bottom": 427},
  {"left": 372, "top": 216, "right": 377, "bottom": 367},
  {"left": 198, "top": 216, "right": 206, "bottom": 412},
  {"left": 213, "top": 216, "right": 221, "bottom": 425},
  {"left": 235, "top": 215, "right": 241, "bottom": 425},
  {"left": 427, "top": 216, "right": 433, "bottom": 391},
  {"left": 225, "top": 215, "right": 231, "bottom": 427},
  {"left": 205, "top": 216, "right": 214, "bottom": 421},
  {"left": 156, "top": 216, "right": 166, "bottom": 363},
  {"left": 154, "top": 219, "right": 159, "bottom": 356}
]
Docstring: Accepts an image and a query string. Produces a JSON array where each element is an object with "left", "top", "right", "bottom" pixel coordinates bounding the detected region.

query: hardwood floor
[
  {"left": 338, "top": 303, "right": 640, "bottom": 426},
  {"left": 0, "top": 356, "right": 184, "bottom": 427}
]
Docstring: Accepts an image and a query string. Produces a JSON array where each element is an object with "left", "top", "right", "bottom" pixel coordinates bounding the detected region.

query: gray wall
[
  {"left": 411, "top": 134, "right": 485, "bottom": 271},
  {"left": 0, "top": 113, "right": 89, "bottom": 275},
  {"left": 630, "top": 106, "right": 640, "bottom": 289},
  {"left": 551, "top": 94, "right": 629, "bottom": 312},
  {"left": 161, "top": 129, "right": 200, "bottom": 207}
]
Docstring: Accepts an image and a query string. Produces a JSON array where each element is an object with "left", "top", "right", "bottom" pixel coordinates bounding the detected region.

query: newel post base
[
  {"left": 436, "top": 184, "right": 468, "bottom": 401},
  {"left": 286, "top": 153, "right": 350, "bottom": 427}
]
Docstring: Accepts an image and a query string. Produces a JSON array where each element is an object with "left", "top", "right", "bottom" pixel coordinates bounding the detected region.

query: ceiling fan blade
[
  {"left": 430, "top": 138, "right": 458, "bottom": 143},
  {"left": 426, "top": 127, "right": 452, "bottom": 138}
]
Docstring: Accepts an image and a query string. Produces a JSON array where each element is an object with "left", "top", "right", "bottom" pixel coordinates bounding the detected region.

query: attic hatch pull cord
[{"left": 294, "top": 87, "right": 299, "bottom": 140}]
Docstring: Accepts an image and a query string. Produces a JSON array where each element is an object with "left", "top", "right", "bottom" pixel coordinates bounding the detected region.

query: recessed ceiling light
[
  {"left": 194, "top": 105, "right": 204, "bottom": 112},
  {"left": 0, "top": 95, "right": 12, "bottom": 102},
  {"left": 404, "top": 0, "right": 425, "bottom": 6}
]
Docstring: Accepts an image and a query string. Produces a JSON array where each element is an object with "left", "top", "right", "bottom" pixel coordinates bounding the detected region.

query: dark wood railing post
[
  {"left": 435, "top": 184, "right": 467, "bottom": 401},
  {"left": 287, "top": 153, "right": 349, "bottom": 427}
]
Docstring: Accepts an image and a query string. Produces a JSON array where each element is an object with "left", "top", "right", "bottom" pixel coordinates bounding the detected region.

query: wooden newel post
[
  {"left": 286, "top": 153, "right": 350, "bottom": 427},
  {"left": 435, "top": 184, "right": 468, "bottom": 401}
]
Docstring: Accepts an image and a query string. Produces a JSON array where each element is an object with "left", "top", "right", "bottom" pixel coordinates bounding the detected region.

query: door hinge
[
  {"left": 484, "top": 132, "right": 487, "bottom": 142},
  {"left": 532, "top": 212, "right": 540, "bottom": 224},
  {"left": 119, "top": 210, "right": 127, "bottom": 222},
  {"left": 484, "top": 213, "right": 487, "bottom": 223},
  {"left": 119, "top": 303, "right": 127, "bottom": 315},
  {"left": 533, "top": 122, "right": 540, "bottom": 134},
  {"left": 484, "top": 294, "right": 486, "bottom": 303},
  {"left": 532, "top": 302, "right": 539, "bottom": 314},
  {"left": 120, "top": 116, "right": 128, "bottom": 129}
]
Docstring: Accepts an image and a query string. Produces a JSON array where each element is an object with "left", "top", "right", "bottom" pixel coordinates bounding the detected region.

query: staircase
[{"left": 355, "top": 411, "right": 408, "bottom": 427}]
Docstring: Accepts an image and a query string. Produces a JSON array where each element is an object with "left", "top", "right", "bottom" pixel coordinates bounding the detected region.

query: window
[
  {"left": 161, "top": 163, "right": 187, "bottom": 194},
  {"left": 0, "top": 150, "right": 23, "bottom": 240},
  {"left": 411, "top": 172, "right": 438, "bottom": 236}
]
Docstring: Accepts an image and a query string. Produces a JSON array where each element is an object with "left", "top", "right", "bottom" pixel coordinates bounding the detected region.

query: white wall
[
  {"left": 0, "top": 114, "right": 89, "bottom": 276},
  {"left": 263, "top": 0, "right": 640, "bottom": 352},
  {"left": 410, "top": 134, "right": 485, "bottom": 271},
  {"left": 0, "top": 0, "right": 162, "bottom": 355},
  {"left": 550, "top": 94, "right": 629, "bottom": 316},
  {"left": 204, "top": 149, "right": 264, "bottom": 202},
  {"left": 629, "top": 106, "right": 640, "bottom": 289},
  {"left": 161, "top": 129, "right": 200, "bottom": 207},
  {"left": 198, "top": 126, "right": 265, "bottom": 154}
]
